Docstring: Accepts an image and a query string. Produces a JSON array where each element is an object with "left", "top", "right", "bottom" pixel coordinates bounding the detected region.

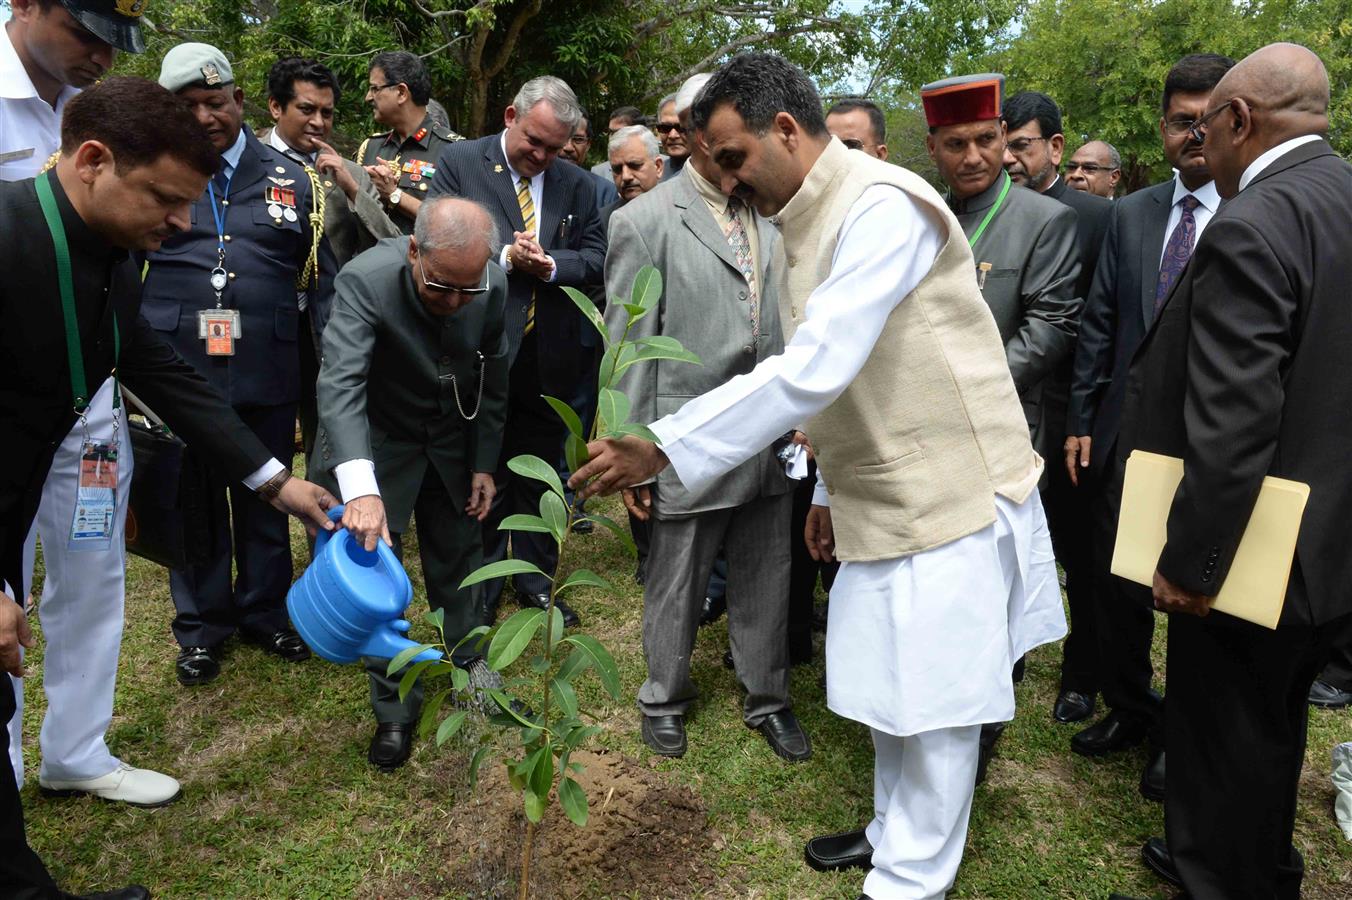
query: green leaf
[
  {"left": 468, "top": 746, "right": 490, "bottom": 789},
  {"left": 550, "top": 676, "right": 579, "bottom": 719},
  {"left": 555, "top": 646, "right": 591, "bottom": 683},
  {"left": 528, "top": 740, "right": 555, "bottom": 800},
  {"left": 507, "top": 757, "right": 526, "bottom": 792},
  {"left": 450, "top": 666, "right": 469, "bottom": 693},
  {"left": 385, "top": 642, "right": 438, "bottom": 678},
  {"left": 507, "top": 454, "right": 565, "bottom": 499},
  {"left": 617, "top": 338, "right": 701, "bottom": 373},
  {"left": 449, "top": 624, "right": 492, "bottom": 657},
  {"left": 564, "top": 432, "right": 589, "bottom": 476},
  {"left": 397, "top": 659, "right": 436, "bottom": 703},
  {"left": 559, "top": 776, "right": 588, "bottom": 826},
  {"left": 614, "top": 423, "right": 662, "bottom": 444},
  {"left": 435, "top": 709, "right": 468, "bottom": 747},
  {"left": 597, "top": 341, "right": 637, "bottom": 391},
  {"left": 597, "top": 388, "right": 631, "bottom": 435},
  {"left": 542, "top": 395, "right": 585, "bottom": 440},
  {"left": 548, "top": 604, "right": 565, "bottom": 650},
  {"left": 417, "top": 689, "right": 449, "bottom": 741},
  {"left": 584, "top": 513, "right": 637, "bottom": 557},
  {"left": 523, "top": 787, "right": 547, "bottom": 823},
  {"left": 563, "top": 285, "right": 608, "bottom": 343},
  {"left": 563, "top": 633, "right": 623, "bottom": 699},
  {"left": 631, "top": 264, "right": 662, "bottom": 311},
  {"left": 423, "top": 607, "right": 445, "bottom": 632},
  {"left": 556, "top": 568, "right": 612, "bottom": 595},
  {"left": 459, "top": 558, "right": 548, "bottom": 589},
  {"left": 487, "top": 608, "right": 546, "bottom": 671},
  {"left": 498, "top": 513, "right": 553, "bottom": 534},
  {"left": 528, "top": 653, "right": 550, "bottom": 675},
  {"left": 564, "top": 723, "right": 603, "bottom": 751},
  {"left": 539, "top": 491, "right": 568, "bottom": 543},
  {"left": 488, "top": 688, "right": 539, "bottom": 730},
  {"left": 622, "top": 302, "right": 647, "bottom": 317}
]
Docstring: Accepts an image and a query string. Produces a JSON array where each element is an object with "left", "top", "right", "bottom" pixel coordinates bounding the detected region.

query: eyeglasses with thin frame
[
  {"left": 1188, "top": 99, "right": 1238, "bottom": 144},
  {"left": 1006, "top": 136, "right": 1048, "bottom": 154},
  {"left": 1162, "top": 118, "right": 1201, "bottom": 136},
  {"left": 367, "top": 83, "right": 401, "bottom": 95},
  {"left": 655, "top": 122, "right": 685, "bottom": 135},
  {"left": 840, "top": 138, "right": 866, "bottom": 151},
  {"left": 417, "top": 256, "right": 490, "bottom": 296},
  {"left": 1065, "top": 162, "right": 1116, "bottom": 174}
]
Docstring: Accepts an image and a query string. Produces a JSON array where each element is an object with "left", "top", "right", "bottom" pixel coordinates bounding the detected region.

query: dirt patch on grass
[{"left": 367, "top": 749, "right": 723, "bottom": 899}]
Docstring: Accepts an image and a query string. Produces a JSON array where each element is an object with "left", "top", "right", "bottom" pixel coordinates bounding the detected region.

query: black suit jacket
[
  {"left": 427, "top": 134, "right": 606, "bottom": 396},
  {"left": 1118, "top": 139, "right": 1352, "bottom": 625},
  {"left": 0, "top": 174, "right": 271, "bottom": 597},
  {"left": 1067, "top": 180, "right": 1175, "bottom": 462}
]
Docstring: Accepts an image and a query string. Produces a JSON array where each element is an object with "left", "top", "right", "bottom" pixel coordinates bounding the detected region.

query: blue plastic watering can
[{"left": 286, "top": 505, "right": 444, "bottom": 666}]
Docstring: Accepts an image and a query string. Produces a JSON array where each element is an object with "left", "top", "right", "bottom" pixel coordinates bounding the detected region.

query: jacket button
[
  {"left": 738, "top": 290, "right": 747, "bottom": 300},
  {"left": 223, "top": 235, "right": 231, "bottom": 242},
  {"left": 742, "top": 345, "right": 754, "bottom": 355}
]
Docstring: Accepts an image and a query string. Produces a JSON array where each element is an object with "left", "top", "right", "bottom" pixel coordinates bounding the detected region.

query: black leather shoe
[
  {"left": 1309, "top": 679, "right": 1352, "bottom": 709},
  {"left": 1053, "top": 690, "right": 1096, "bottom": 723},
  {"left": 699, "top": 594, "right": 727, "bottom": 627},
  {"left": 1140, "top": 748, "right": 1165, "bottom": 802},
  {"left": 633, "top": 563, "right": 646, "bottom": 586},
  {"left": 241, "top": 627, "right": 311, "bottom": 662},
  {"left": 517, "top": 591, "right": 580, "bottom": 628},
  {"left": 570, "top": 518, "right": 594, "bottom": 535},
  {"left": 1071, "top": 710, "right": 1148, "bottom": 757},
  {"left": 1141, "top": 836, "right": 1183, "bottom": 887},
  {"left": 175, "top": 645, "right": 221, "bottom": 686},
  {"left": 804, "top": 827, "right": 873, "bottom": 871},
  {"left": 722, "top": 649, "right": 734, "bottom": 670},
  {"left": 641, "top": 715, "right": 686, "bottom": 757},
  {"left": 755, "top": 709, "right": 811, "bottom": 762},
  {"left": 975, "top": 721, "right": 1006, "bottom": 785},
  {"left": 73, "top": 887, "right": 152, "bottom": 900},
  {"left": 368, "top": 722, "right": 413, "bottom": 771},
  {"left": 476, "top": 593, "right": 499, "bottom": 628}
]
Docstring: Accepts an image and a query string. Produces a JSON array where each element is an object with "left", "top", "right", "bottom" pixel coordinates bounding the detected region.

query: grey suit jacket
[
  {"left": 952, "top": 172, "right": 1081, "bottom": 459},
  {"left": 604, "top": 173, "right": 790, "bottom": 517},
  {"left": 312, "top": 237, "right": 510, "bottom": 530},
  {"left": 256, "top": 127, "right": 400, "bottom": 268},
  {"left": 1067, "top": 180, "right": 1174, "bottom": 465}
]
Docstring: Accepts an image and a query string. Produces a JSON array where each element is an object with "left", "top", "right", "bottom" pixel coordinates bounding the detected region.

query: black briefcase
[{"left": 125, "top": 413, "right": 215, "bottom": 570}]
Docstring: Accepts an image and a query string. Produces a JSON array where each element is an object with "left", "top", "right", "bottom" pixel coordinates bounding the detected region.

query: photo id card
[
  {"left": 198, "top": 308, "right": 241, "bottom": 356},
  {"left": 68, "top": 440, "right": 119, "bottom": 552}
]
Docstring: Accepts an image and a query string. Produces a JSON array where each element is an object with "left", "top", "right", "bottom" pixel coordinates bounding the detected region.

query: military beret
[
  {"left": 920, "top": 74, "right": 1005, "bottom": 129},
  {"left": 158, "top": 42, "right": 235, "bottom": 94}
]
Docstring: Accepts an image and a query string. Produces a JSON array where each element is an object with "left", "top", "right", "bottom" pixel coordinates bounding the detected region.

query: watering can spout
[{"left": 359, "top": 618, "right": 444, "bottom": 664}]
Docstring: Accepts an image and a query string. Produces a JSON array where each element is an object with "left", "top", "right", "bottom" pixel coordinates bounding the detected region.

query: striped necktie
[
  {"left": 517, "top": 176, "right": 537, "bottom": 335},
  {"left": 724, "top": 198, "right": 759, "bottom": 341}
]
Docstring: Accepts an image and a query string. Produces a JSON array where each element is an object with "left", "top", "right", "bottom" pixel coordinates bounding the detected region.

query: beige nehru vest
[{"left": 776, "top": 138, "right": 1042, "bottom": 561}]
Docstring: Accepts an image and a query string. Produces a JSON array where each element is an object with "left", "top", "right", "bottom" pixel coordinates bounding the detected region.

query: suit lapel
[
  {"left": 1139, "top": 182, "right": 1173, "bottom": 330},
  {"left": 229, "top": 131, "right": 268, "bottom": 196},
  {"left": 483, "top": 138, "right": 525, "bottom": 232},
  {"left": 537, "top": 166, "right": 563, "bottom": 250},
  {"left": 674, "top": 179, "right": 740, "bottom": 273}
]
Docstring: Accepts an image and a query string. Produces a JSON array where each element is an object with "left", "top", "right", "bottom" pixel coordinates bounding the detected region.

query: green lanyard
[
  {"left": 966, "top": 171, "right": 1011, "bottom": 248},
  {"left": 34, "top": 171, "right": 120, "bottom": 418}
]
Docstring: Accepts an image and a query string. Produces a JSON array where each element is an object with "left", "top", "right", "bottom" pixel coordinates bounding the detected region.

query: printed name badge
[
  {"left": 68, "top": 441, "right": 119, "bottom": 552},
  {"left": 198, "top": 308, "right": 242, "bottom": 356}
]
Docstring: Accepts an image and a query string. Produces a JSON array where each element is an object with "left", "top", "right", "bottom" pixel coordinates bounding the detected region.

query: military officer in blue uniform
[
  {"left": 357, "top": 50, "right": 462, "bottom": 234},
  {"left": 140, "top": 43, "right": 336, "bottom": 687}
]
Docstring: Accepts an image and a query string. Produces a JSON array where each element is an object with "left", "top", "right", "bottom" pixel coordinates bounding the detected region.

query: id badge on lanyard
[{"left": 69, "top": 438, "right": 119, "bottom": 552}]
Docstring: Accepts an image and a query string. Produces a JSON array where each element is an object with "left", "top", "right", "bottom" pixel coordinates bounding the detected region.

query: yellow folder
[{"left": 1111, "top": 450, "right": 1310, "bottom": 629}]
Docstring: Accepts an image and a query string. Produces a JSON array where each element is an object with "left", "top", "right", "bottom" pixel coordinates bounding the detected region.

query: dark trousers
[
  {"left": 297, "top": 320, "right": 320, "bottom": 458},
  {"left": 1093, "top": 449, "right": 1162, "bottom": 731},
  {"left": 365, "top": 470, "right": 484, "bottom": 724},
  {"left": 1165, "top": 602, "right": 1342, "bottom": 900},
  {"left": 788, "top": 463, "right": 836, "bottom": 661},
  {"left": 0, "top": 670, "right": 60, "bottom": 899},
  {"left": 482, "top": 336, "right": 566, "bottom": 608},
  {"left": 170, "top": 403, "right": 297, "bottom": 648},
  {"left": 1317, "top": 613, "right": 1352, "bottom": 690},
  {"left": 1043, "top": 456, "right": 1100, "bottom": 696}
]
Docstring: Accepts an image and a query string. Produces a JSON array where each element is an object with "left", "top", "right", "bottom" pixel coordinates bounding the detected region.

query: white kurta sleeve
[{"left": 649, "top": 184, "right": 945, "bottom": 493}]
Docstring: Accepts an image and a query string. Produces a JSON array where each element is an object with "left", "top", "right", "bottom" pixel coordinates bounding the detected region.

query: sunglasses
[
  {"left": 655, "top": 122, "right": 686, "bottom": 135},
  {"left": 417, "top": 256, "right": 490, "bottom": 296},
  {"left": 1066, "top": 162, "right": 1115, "bottom": 174}
]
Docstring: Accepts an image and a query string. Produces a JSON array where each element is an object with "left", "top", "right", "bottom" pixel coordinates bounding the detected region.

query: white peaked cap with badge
[{"left": 158, "top": 42, "right": 235, "bottom": 94}]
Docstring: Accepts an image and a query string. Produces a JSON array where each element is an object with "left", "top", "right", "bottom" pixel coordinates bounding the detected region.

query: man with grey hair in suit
[
  {"left": 656, "top": 91, "right": 689, "bottom": 181},
  {"left": 605, "top": 73, "right": 809, "bottom": 762},
  {"left": 311, "top": 195, "right": 509, "bottom": 770}
]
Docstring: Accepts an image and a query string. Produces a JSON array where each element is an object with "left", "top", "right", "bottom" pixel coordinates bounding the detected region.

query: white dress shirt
[
  {"left": 267, "top": 126, "right": 316, "bottom": 165},
  {"left": 1159, "top": 173, "right": 1222, "bottom": 269},
  {"left": 0, "top": 22, "right": 77, "bottom": 182},
  {"left": 1238, "top": 133, "right": 1323, "bottom": 193},
  {"left": 497, "top": 130, "right": 556, "bottom": 281}
]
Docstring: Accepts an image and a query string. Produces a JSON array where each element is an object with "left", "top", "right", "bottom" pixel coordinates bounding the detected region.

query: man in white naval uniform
[
  {"left": 571, "top": 53, "right": 1066, "bottom": 900},
  {"left": 3, "top": 0, "right": 180, "bottom": 806}
]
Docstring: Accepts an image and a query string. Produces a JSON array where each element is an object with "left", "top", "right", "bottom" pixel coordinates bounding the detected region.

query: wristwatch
[{"left": 387, "top": 188, "right": 404, "bottom": 207}]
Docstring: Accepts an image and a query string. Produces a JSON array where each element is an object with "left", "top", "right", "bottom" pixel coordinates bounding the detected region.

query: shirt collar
[
  {"left": 220, "top": 127, "right": 248, "bottom": 178},
  {"left": 948, "top": 170, "right": 1007, "bottom": 215},
  {"left": 1171, "top": 174, "right": 1221, "bottom": 214},
  {"left": 1238, "top": 134, "right": 1323, "bottom": 193},
  {"left": 266, "top": 126, "right": 315, "bottom": 164},
  {"left": 684, "top": 158, "right": 727, "bottom": 209}
]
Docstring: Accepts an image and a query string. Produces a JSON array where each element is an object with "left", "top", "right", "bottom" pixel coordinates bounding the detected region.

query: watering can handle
[{"left": 314, "top": 503, "right": 346, "bottom": 554}]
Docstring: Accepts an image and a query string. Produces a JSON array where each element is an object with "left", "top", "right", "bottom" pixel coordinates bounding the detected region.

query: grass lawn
[{"left": 18, "top": 492, "right": 1352, "bottom": 898}]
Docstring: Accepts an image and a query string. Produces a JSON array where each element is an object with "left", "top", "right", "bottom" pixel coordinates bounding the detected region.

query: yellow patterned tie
[{"left": 517, "top": 176, "right": 537, "bottom": 335}]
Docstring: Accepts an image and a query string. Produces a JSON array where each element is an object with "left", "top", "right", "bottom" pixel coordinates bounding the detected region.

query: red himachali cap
[{"left": 920, "top": 74, "right": 1005, "bottom": 128}]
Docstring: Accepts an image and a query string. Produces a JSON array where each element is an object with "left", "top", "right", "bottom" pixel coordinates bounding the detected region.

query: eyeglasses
[
  {"left": 841, "top": 138, "right": 866, "bottom": 151},
  {"left": 1188, "top": 99, "right": 1237, "bottom": 144},
  {"left": 1006, "top": 136, "right": 1048, "bottom": 154},
  {"left": 1163, "top": 119, "right": 1200, "bottom": 136},
  {"left": 567, "top": 134, "right": 590, "bottom": 146},
  {"left": 367, "top": 83, "right": 401, "bottom": 95},
  {"left": 655, "top": 122, "right": 685, "bottom": 135},
  {"left": 417, "top": 256, "right": 490, "bottom": 296},
  {"left": 1065, "top": 162, "right": 1116, "bottom": 174}
]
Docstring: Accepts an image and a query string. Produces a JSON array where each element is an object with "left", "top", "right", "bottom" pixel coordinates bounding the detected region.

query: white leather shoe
[{"left": 40, "top": 762, "right": 182, "bottom": 807}]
